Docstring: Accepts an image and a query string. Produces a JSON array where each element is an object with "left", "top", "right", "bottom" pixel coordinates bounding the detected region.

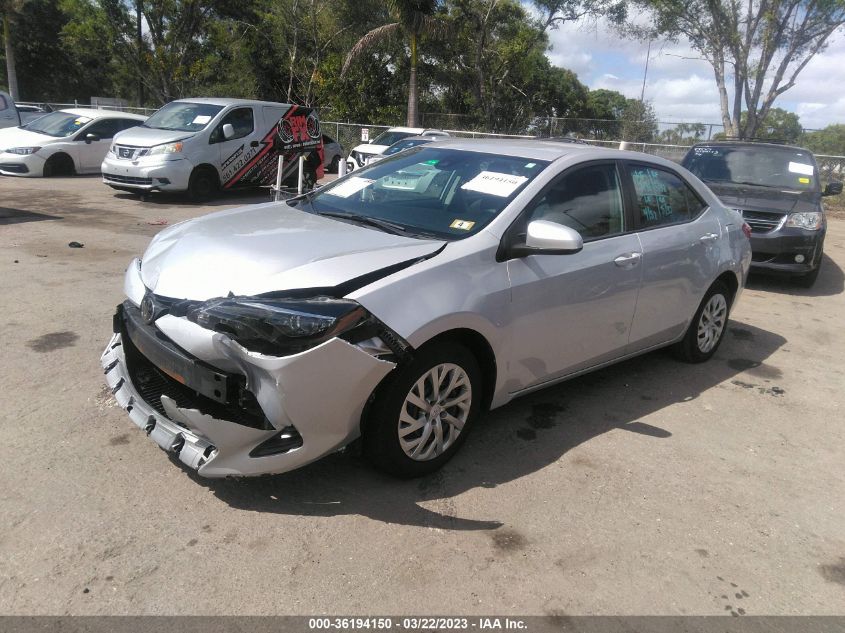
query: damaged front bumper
[{"left": 101, "top": 302, "right": 396, "bottom": 477}]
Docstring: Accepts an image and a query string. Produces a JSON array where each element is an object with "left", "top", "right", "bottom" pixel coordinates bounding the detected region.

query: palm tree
[{"left": 342, "top": 0, "right": 443, "bottom": 127}]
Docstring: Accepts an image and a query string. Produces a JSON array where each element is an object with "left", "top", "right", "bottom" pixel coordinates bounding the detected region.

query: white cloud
[{"left": 544, "top": 16, "right": 845, "bottom": 129}]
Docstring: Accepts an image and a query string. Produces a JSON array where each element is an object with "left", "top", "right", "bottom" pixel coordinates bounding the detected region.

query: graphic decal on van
[{"left": 222, "top": 106, "right": 323, "bottom": 189}]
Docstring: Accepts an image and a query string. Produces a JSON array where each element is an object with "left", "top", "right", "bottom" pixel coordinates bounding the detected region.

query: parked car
[
  {"left": 102, "top": 98, "right": 324, "bottom": 200},
  {"left": 362, "top": 135, "right": 436, "bottom": 166},
  {"left": 322, "top": 134, "right": 343, "bottom": 172},
  {"left": 0, "top": 108, "right": 146, "bottom": 177},
  {"left": 682, "top": 141, "right": 841, "bottom": 287},
  {"left": 0, "top": 90, "right": 20, "bottom": 129},
  {"left": 17, "top": 103, "right": 52, "bottom": 125},
  {"left": 346, "top": 127, "right": 449, "bottom": 171},
  {"left": 102, "top": 139, "right": 750, "bottom": 479}
]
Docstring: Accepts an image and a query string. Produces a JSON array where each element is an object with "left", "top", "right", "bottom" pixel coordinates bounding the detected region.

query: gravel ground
[{"left": 1, "top": 174, "right": 844, "bottom": 616}]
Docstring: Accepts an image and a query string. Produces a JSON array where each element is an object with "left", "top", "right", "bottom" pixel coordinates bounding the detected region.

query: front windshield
[
  {"left": 384, "top": 138, "right": 430, "bottom": 156},
  {"left": 22, "top": 112, "right": 92, "bottom": 137},
  {"left": 370, "top": 130, "right": 415, "bottom": 146},
  {"left": 307, "top": 147, "right": 549, "bottom": 239},
  {"left": 142, "top": 102, "right": 224, "bottom": 132},
  {"left": 683, "top": 145, "right": 819, "bottom": 191}
]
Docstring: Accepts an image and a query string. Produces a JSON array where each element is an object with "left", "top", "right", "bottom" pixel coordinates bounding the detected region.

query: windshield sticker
[
  {"left": 461, "top": 171, "right": 528, "bottom": 197},
  {"left": 324, "top": 176, "right": 374, "bottom": 198},
  {"left": 423, "top": 159, "right": 440, "bottom": 165},
  {"left": 525, "top": 162, "right": 537, "bottom": 168},
  {"left": 788, "top": 161, "right": 814, "bottom": 176},
  {"left": 73, "top": 117, "right": 92, "bottom": 126},
  {"left": 799, "top": 177, "right": 810, "bottom": 184},
  {"left": 450, "top": 219, "right": 476, "bottom": 230},
  {"left": 694, "top": 146, "right": 719, "bottom": 155},
  {"left": 192, "top": 115, "right": 212, "bottom": 125}
]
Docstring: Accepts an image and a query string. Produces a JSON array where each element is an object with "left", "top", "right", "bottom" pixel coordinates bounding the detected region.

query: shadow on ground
[
  {"left": 746, "top": 254, "right": 844, "bottom": 298},
  {"left": 187, "top": 320, "right": 786, "bottom": 531}
]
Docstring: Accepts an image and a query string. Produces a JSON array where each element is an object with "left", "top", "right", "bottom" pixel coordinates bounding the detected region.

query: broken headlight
[{"left": 185, "top": 296, "right": 370, "bottom": 356}]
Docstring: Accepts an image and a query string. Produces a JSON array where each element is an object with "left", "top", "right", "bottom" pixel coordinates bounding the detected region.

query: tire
[
  {"left": 42, "top": 153, "right": 75, "bottom": 177},
  {"left": 187, "top": 166, "right": 219, "bottom": 202},
  {"left": 328, "top": 155, "right": 340, "bottom": 173},
  {"left": 363, "top": 342, "right": 482, "bottom": 478},
  {"left": 673, "top": 280, "right": 732, "bottom": 363}
]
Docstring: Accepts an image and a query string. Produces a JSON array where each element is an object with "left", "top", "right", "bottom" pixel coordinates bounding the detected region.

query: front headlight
[
  {"left": 7, "top": 146, "right": 41, "bottom": 155},
  {"left": 185, "top": 296, "right": 370, "bottom": 356},
  {"left": 785, "top": 212, "right": 823, "bottom": 230},
  {"left": 147, "top": 141, "right": 183, "bottom": 156},
  {"left": 107, "top": 144, "right": 116, "bottom": 156}
]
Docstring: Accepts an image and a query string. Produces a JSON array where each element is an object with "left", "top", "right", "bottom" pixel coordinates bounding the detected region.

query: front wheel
[
  {"left": 363, "top": 342, "right": 482, "bottom": 478},
  {"left": 673, "top": 281, "right": 731, "bottom": 363},
  {"left": 187, "top": 167, "right": 219, "bottom": 202}
]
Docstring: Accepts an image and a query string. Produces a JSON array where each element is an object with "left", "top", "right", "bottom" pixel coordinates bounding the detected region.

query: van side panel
[{"left": 221, "top": 105, "right": 324, "bottom": 189}]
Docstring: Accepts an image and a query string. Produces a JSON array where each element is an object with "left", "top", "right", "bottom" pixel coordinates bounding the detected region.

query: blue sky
[{"left": 543, "top": 16, "right": 845, "bottom": 131}]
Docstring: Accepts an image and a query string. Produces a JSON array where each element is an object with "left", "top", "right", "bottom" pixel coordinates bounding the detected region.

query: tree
[
  {"left": 633, "top": 0, "right": 845, "bottom": 139},
  {"left": 658, "top": 122, "right": 707, "bottom": 145},
  {"left": 742, "top": 106, "right": 803, "bottom": 142},
  {"left": 1, "top": 0, "right": 25, "bottom": 99},
  {"left": 341, "top": 0, "right": 445, "bottom": 126},
  {"left": 805, "top": 123, "right": 845, "bottom": 155}
]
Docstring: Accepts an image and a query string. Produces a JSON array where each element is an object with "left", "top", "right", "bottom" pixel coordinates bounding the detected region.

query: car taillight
[{"left": 741, "top": 222, "right": 752, "bottom": 239}]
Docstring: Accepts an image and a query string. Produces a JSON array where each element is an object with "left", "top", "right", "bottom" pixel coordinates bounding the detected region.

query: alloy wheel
[{"left": 697, "top": 293, "right": 727, "bottom": 353}]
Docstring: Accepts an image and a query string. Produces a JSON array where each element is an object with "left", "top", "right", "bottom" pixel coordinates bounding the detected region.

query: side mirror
[
  {"left": 84, "top": 133, "right": 100, "bottom": 144},
  {"left": 222, "top": 123, "right": 235, "bottom": 140},
  {"left": 823, "top": 181, "right": 843, "bottom": 197},
  {"left": 509, "top": 220, "right": 584, "bottom": 258}
]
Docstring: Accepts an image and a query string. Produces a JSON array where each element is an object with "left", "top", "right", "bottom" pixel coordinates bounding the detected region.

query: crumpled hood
[
  {"left": 113, "top": 126, "right": 194, "bottom": 147},
  {"left": 706, "top": 182, "right": 821, "bottom": 214},
  {"left": 0, "top": 127, "right": 58, "bottom": 150},
  {"left": 141, "top": 202, "right": 445, "bottom": 300}
]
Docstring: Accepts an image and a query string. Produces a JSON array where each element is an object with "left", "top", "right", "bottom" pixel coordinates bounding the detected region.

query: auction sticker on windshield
[
  {"left": 461, "top": 171, "right": 528, "bottom": 197},
  {"left": 788, "top": 161, "right": 814, "bottom": 176},
  {"left": 326, "top": 177, "right": 374, "bottom": 198}
]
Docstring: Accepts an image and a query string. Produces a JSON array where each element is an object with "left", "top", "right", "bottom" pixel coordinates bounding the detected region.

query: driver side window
[
  {"left": 210, "top": 107, "right": 254, "bottom": 144},
  {"left": 527, "top": 163, "right": 625, "bottom": 239}
]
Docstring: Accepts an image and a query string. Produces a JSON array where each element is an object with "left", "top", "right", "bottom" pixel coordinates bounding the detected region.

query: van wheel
[
  {"left": 188, "top": 167, "right": 219, "bottom": 202},
  {"left": 43, "top": 153, "right": 75, "bottom": 177},
  {"left": 329, "top": 155, "right": 340, "bottom": 173},
  {"left": 673, "top": 280, "right": 732, "bottom": 363},
  {"left": 363, "top": 342, "right": 481, "bottom": 478}
]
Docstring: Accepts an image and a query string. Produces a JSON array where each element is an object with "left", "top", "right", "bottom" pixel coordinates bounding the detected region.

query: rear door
[
  {"left": 622, "top": 161, "right": 722, "bottom": 353},
  {"left": 0, "top": 92, "right": 21, "bottom": 129},
  {"left": 74, "top": 118, "right": 126, "bottom": 172},
  {"left": 505, "top": 161, "right": 643, "bottom": 390}
]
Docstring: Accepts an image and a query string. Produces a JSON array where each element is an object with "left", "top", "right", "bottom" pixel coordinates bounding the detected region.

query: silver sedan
[{"left": 102, "top": 139, "right": 751, "bottom": 478}]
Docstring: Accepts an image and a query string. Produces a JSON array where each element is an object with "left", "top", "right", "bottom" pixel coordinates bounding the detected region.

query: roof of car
[
  {"left": 425, "top": 138, "right": 608, "bottom": 161},
  {"left": 174, "top": 97, "right": 294, "bottom": 108},
  {"left": 61, "top": 108, "right": 147, "bottom": 120},
  {"left": 690, "top": 140, "right": 813, "bottom": 153}
]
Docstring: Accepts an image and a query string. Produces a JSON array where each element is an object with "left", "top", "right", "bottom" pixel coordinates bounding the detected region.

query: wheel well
[
  {"left": 715, "top": 270, "right": 739, "bottom": 305},
  {"left": 421, "top": 329, "right": 497, "bottom": 412},
  {"left": 193, "top": 163, "right": 220, "bottom": 182},
  {"left": 45, "top": 152, "right": 75, "bottom": 175}
]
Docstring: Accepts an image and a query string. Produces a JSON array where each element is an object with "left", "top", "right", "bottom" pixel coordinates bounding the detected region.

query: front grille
[
  {"left": 741, "top": 210, "right": 786, "bottom": 234},
  {"left": 104, "top": 173, "right": 153, "bottom": 186},
  {"left": 120, "top": 316, "right": 270, "bottom": 430},
  {"left": 0, "top": 163, "right": 29, "bottom": 174},
  {"left": 115, "top": 145, "right": 149, "bottom": 160}
]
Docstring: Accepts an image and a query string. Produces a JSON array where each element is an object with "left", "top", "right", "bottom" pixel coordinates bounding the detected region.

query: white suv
[{"left": 346, "top": 127, "right": 449, "bottom": 171}]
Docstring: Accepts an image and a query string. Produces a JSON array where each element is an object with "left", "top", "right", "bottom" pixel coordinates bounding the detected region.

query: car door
[
  {"left": 74, "top": 118, "right": 122, "bottom": 172},
  {"left": 622, "top": 161, "right": 722, "bottom": 353},
  {"left": 211, "top": 106, "right": 257, "bottom": 187},
  {"left": 0, "top": 91, "right": 20, "bottom": 129},
  {"left": 505, "top": 161, "right": 643, "bottom": 392}
]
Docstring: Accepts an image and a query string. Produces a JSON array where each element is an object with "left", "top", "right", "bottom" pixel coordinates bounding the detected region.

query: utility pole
[
  {"left": 136, "top": 0, "right": 144, "bottom": 107},
  {"left": 640, "top": 40, "right": 651, "bottom": 103}
]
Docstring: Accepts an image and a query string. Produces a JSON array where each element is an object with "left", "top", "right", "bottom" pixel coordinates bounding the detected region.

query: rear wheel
[
  {"left": 188, "top": 166, "right": 219, "bottom": 202},
  {"left": 363, "top": 342, "right": 481, "bottom": 478},
  {"left": 674, "top": 280, "right": 731, "bottom": 363},
  {"left": 42, "top": 153, "right": 75, "bottom": 177},
  {"left": 329, "top": 155, "right": 340, "bottom": 173}
]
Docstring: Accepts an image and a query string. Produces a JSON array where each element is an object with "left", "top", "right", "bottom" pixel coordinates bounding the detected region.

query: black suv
[{"left": 682, "top": 141, "right": 842, "bottom": 287}]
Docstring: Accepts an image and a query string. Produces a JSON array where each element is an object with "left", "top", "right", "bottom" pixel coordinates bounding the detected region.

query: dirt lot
[{"left": 1, "top": 174, "right": 844, "bottom": 616}]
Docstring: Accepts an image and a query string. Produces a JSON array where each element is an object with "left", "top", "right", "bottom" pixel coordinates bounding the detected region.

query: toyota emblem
[{"left": 140, "top": 295, "right": 155, "bottom": 324}]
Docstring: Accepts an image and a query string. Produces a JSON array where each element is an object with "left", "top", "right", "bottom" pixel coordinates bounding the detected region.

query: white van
[
  {"left": 0, "top": 91, "right": 21, "bottom": 129},
  {"left": 102, "top": 98, "right": 323, "bottom": 200}
]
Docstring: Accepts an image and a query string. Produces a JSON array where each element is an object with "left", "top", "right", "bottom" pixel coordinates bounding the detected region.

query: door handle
[
  {"left": 699, "top": 232, "right": 719, "bottom": 244},
  {"left": 614, "top": 252, "right": 642, "bottom": 267}
]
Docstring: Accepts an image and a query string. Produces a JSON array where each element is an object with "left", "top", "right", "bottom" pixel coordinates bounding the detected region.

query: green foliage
[
  {"left": 740, "top": 108, "right": 803, "bottom": 143},
  {"left": 804, "top": 124, "right": 845, "bottom": 156}
]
